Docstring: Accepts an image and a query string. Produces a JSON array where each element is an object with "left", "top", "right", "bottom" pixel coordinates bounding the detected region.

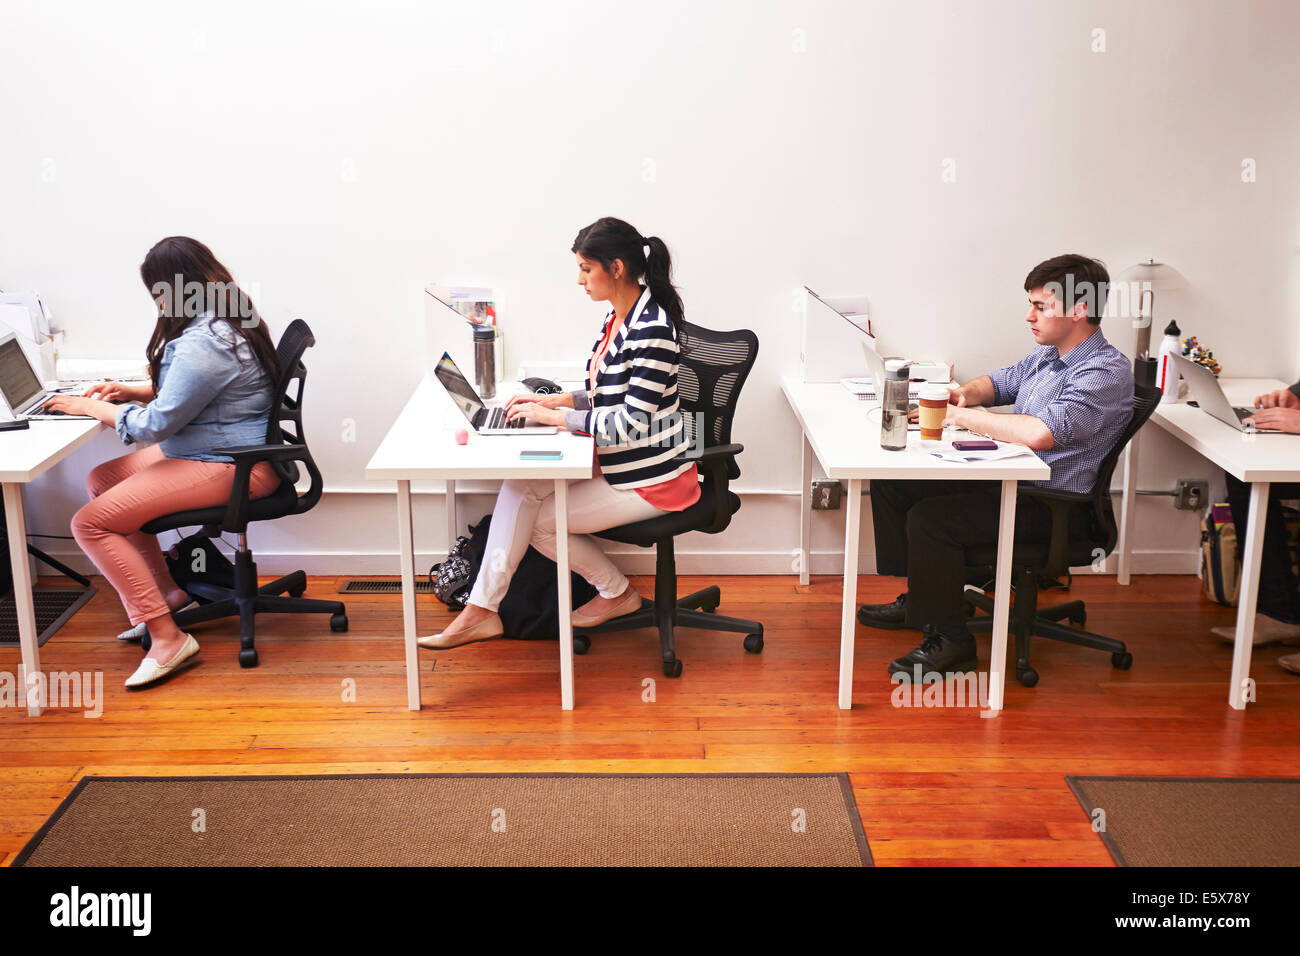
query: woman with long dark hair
[
  {"left": 420, "top": 216, "right": 702, "bottom": 648},
  {"left": 43, "top": 237, "right": 282, "bottom": 687}
]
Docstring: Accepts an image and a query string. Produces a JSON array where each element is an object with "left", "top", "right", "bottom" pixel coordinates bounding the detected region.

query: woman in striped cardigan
[{"left": 419, "top": 217, "right": 700, "bottom": 648}]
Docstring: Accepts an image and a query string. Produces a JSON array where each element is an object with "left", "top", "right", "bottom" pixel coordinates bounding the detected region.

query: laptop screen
[
  {"left": 434, "top": 352, "right": 484, "bottom": 425},
  {"left": 0, "top": 336, "right": 44, "bottom": 412}
]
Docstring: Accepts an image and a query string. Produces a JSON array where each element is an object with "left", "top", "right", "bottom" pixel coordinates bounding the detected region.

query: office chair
[
  {"left": 572, "top": 322, "right": 762, "bottom": 677},
  {"left": 139, "top": 319, "right": 347, "bottom": 667},
  {"left": 963, "top": 382, "right": 1161, "bottom": 686}
]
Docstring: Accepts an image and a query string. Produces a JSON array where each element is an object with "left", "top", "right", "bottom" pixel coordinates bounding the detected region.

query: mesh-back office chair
[
  {"left": 963, "top": 382, "right": 1161, "bottom": 686},
  {"left": 573, "top": 323, "right": 763, "bottom": 677},
  {"left": 139, "top": 319, "right": 347, "bottom": 667}
]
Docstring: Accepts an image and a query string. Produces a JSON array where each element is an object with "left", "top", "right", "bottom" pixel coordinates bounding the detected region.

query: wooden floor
[{"left": 3, "top": 572, "right": 1298, "bottom": 866}]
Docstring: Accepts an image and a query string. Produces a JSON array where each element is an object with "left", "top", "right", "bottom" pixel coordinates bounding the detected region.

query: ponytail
[{"left": 642, "top": 235, "right": 684, "bottom": 335}]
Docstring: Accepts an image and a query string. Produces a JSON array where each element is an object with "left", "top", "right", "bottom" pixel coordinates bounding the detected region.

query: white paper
[{"left": 921, "top": 439, "right": 1034, "bottom": 463}]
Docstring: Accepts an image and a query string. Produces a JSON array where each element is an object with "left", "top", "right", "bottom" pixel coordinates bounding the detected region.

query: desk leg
[
  {"left": 1116, "top": 435, "right": 1140, "bottom": 586},
  {"left": 396, "top": 479, "right": 420, "bottom": 711},
  {"left": 986, "top": 479, "right": 1019, "bottom": 715},
  {"left": 445, "top": 479, "right": 457, "bottom": 548},
  {"left": 4, "top": 483, "right": 43, "bottom": 716},
  {"left": 1229, "top": 481, "right": 1268, "bottom": 710},
  {"left": 837, "top": 478, "right": 862, "bottom": 710},
  {"left": 799, "top": 435, "right": 814, "bottom": 585},
  {"left": 555, "top": 479, "right": 574, "bottom": 710}
]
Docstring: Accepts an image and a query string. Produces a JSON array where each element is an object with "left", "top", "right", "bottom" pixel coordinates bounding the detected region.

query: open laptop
[
  {"left": 1171, "top": 353, "right": 1283, "bottom": 433},
  {"left": 0, "top": 331, "right": 92, "bottom": 420},
  {"left": 434, "top": 351, "right": 557, "bottom": 435}
]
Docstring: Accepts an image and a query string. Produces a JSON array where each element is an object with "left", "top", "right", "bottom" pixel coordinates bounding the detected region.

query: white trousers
[{"left": 467, "top": 476, "right": 667, "bottom": 612}]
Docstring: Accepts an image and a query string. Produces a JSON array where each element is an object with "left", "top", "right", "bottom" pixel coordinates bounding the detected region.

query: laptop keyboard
[{"left": 485, "top": 407, "right": 525, "bottom": 429}]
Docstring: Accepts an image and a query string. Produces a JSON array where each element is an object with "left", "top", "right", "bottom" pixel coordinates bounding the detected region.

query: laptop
[
  {"left": 434, "top": 351, "right": 557, "bottom": 435},
  {"left": 0, "top": 331, "right": 93, "bottom": 420},
  {"left": 1171, "top": 353, "right": 1283, "bottom": 433}
]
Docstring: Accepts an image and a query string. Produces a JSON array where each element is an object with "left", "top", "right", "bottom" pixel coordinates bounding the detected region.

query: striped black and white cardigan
[{"left": 563, "top": 287, "right": 694, "bottom": 491}]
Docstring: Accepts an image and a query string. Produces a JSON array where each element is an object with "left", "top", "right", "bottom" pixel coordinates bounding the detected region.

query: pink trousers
[{"left": 72, "top": 445, "right": 280, "bottom": 626}]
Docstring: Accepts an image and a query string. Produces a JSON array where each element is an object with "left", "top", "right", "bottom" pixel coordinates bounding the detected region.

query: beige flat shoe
[
  {"left": 572, "top": 588, "right": 643, "bottom": 629},
  {"left": 1278, "top": 651, "right": 1300, "bottom": 674},
  {"left": 1211, "top": 613, "right": 1300, "bottom": 646},
  {"left": 124, "top": 634, "right": 199, "bottom": 688},
  {"left": 417, "top": 613, "right": 504, "bottom": 649},
  {"left": 117, "top": 602, "right": 199, "bottom": 641}
]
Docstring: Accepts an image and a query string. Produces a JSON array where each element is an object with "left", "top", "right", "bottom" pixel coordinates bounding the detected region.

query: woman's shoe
[
  {"left": 572, "top": 588, "right": 642, "bottom": 628},
  {"left": 417, "top": 614, "right": 504, "bottom": 649},
  {"left": 1211, "top": 612, "right": 1300, "bottom": 646},
  {"left": 124, "top": 634, "right": 200, "bottom": 688},
  {"left": 117, "top": 602, "right": 199, "bottom": 641}
]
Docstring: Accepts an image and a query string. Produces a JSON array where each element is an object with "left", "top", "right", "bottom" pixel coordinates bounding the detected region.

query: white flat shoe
[
  {"left": 117, "top": 602, "right": 199, "bottom": 641},
  {"left": 124, "top": 634, "right": 200, "bottom": 688}
]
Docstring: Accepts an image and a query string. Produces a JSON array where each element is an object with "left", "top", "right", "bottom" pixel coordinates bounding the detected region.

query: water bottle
[
  {"left": 880, "top": 359, "right": 910, "bottom": 451},
  {"left": 473, "top": 324, "right": 496, "bottom": 400},
  {"left": 1155, "top": 320, "right": 1181, "bottom": 404}
]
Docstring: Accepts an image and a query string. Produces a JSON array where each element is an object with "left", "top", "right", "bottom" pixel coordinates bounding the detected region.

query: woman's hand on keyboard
[
  {"left": 504, "top": 390, "right": 571, "bottom": 416},
  {"left": 504, "top": 401, "right": 566, "bottom": 427},
  {"left": 82, "top": 381, "right": 152, "bottom": 404}
]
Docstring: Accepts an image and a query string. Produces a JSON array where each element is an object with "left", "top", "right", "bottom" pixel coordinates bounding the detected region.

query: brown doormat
[
  {"left": 1066, "top": 776, "right": 1300, "bottom": 867},
  {"left": 14, "top": 773, "right": 872, "bottom": 867}
]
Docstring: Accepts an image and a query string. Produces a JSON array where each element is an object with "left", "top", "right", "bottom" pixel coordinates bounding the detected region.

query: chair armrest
[
  {"left": 1016, "top": 485, "right": 1086, "bottom": 578},
  {"left": 677, "top": 443, "right": 744, "bottom": 534},
  {"left": 211, "top": 443, "right": 307, "bottom": 533}
]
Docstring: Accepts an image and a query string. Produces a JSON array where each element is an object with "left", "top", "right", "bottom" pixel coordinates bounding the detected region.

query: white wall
[{"left": 4, "top": 0, "right": 1299, "bottom": 579}]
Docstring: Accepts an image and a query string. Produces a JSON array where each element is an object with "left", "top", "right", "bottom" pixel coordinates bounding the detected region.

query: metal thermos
[
  {"left": 473, "top": 325, "right": 496, "bottom": 400},
  {"left": 880, "top": 359, "right": 910, "bottom": 451}
]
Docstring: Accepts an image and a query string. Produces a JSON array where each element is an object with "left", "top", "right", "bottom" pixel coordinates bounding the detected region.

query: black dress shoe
[
  {"left": 887, "top": 626, "right": 979, "bottom": 677},
  {"left": 858, "top": 593, "right": 909, "bottom": 629}
]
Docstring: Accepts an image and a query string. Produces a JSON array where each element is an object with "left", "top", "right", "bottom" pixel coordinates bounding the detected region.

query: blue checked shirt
[{"left": 987, "top": 328, "right": 1133, "bottom": 493}]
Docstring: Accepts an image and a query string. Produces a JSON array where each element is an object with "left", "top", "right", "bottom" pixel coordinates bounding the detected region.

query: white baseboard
[{"left": 33, "top": 547, "right": 1200, "bottom": 579}]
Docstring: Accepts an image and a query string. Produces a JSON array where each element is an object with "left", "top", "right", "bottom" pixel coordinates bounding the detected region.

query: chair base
[
  {"left": 963, "top": 571, "right": 1132, "bottom": 688},
  {"left": 572, "top": 539, "right": 763, "bottom": 677},
  {"left": 139, "top": 553, "right": 347, "bottom": 668}
]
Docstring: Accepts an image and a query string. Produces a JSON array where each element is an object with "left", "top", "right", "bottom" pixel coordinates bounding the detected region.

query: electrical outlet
[
  {"left": 811, "top": 480, "right": 844, "bottom": 510},
  {"left": 1175, "top": 478, "right": 1209, "bottom": 511}
]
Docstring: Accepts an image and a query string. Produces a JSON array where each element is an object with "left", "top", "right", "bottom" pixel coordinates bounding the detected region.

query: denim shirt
[{"left": 115, "top": 314, "right": 274, "bottom": 463}]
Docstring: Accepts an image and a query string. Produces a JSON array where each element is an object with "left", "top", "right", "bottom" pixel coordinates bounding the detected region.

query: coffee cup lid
[{"left": 919, "top": 383, "right": 952, "bottom": 401}]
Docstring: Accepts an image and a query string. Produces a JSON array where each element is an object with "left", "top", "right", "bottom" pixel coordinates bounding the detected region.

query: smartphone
[
  {"left": 519, "top": 449, "right": 563, "bottom": 461},
  {"left": 0, "top": 419, "right": 31, "bottom": 431},
  {"left": 951, "top": 440, "right": 997, "bottom": 451}
]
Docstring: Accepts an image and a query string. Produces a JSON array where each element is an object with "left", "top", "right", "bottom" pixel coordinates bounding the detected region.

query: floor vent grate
[{"left": 339, "top": 579, "right": 434, "bottom": 594}]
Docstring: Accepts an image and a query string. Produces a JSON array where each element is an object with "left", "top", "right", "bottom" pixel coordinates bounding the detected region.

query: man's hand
[
  {"left": 1254, "top": 389, "right": 1300, "bottom": 410},
  {"left": 1245, "top": 407, "right": 1300, "bottom": 434},
  {"left": 947, "top": 383, "right": 975, "bottom": 408}
]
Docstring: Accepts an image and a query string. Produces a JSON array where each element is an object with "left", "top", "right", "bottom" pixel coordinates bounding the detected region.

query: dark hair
[
  {"left": 140, "top": 236, "right": 279, "bottom": 390},
  {"left": 571, "top": 217, "right": 684, "bottom": 333},
  {"left": 1023, "top": 253, "right": 1110, "bottom": 326}
]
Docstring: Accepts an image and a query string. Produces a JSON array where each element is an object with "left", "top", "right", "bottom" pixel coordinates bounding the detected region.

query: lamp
[{"left": 1117, "top": 259, "right": 1187, "bottom": 359}]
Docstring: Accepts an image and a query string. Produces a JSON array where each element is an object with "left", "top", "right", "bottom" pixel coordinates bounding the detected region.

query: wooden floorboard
[{"left": 2, "top": 572, "right": 1297, "bottom": 866}]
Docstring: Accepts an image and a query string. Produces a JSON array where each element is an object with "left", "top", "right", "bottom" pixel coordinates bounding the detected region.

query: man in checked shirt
[{"left": 858, "top": 254, "right": 1134, "bottom": 676}]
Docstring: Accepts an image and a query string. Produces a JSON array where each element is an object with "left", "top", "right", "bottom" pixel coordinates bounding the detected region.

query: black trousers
[
  {"left": 1223, "top": 473, "right": 1300, "bottom": 621},
  {"left": 870, "top": 478, "right": 1088, "bottom": 631}
]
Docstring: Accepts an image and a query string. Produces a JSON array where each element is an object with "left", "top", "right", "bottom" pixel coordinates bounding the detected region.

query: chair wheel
[
  {"left": 663, "top": 659, "right": 683, "bottom": 678},
  {"left": 1070, "top": 610, "right": 1087, "bottom": 626},
  {"left": 330, "top": 613, "right": 348, "bottom": 632},
  {"left": 1111, "top": 651, "right": 1133, "bottom": 670},
  {"left": 239, "top": 648, "right": 259, "bottom": 668},
  {"left": 141, "top": 634, "right": 151, "bottom": 653},
  {"left": 290, "top": 587, "right": 305, "bottom": 598},
  {"left": 1016, "top": 667, "right": 1039, "bottom": 687},
  {"left": 573, "top": 634, "right": 590, "bottom": 655},
  {"left": 743, "top": 633, "right": 763, "bottom": 653}
]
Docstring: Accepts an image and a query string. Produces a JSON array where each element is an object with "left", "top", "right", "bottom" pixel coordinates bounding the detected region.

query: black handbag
[{"left": 428, "top": 515, "right": 598, "bottom": 639}]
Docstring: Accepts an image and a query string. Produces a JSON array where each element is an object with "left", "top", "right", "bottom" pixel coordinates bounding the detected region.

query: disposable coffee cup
[{"left": 917, "top": 383, "right": 952, "bottom": 441}]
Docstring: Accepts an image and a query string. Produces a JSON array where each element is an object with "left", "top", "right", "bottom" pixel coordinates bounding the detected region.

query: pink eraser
[{"left": 454, "top": 428, "right": 469, "bottom": 445}]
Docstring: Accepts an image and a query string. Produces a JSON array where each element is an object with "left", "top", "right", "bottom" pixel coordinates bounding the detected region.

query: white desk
[
  {"left": 1, "top": 417, "right": 107, "bottom": 716},
  {"left": 365, "top": 376, "right": 594, "bottom": 710},
  {"left": 782, "top": 378, "right": 1050, "bottom": 712},
  {"left": 1117, "top": 377, "right": 1299, "bottom": 710}
]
